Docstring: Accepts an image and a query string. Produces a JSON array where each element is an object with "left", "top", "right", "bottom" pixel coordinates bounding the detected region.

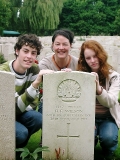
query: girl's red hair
[{"left": 77, "top": 40, "right": 113, "bottom": 84}]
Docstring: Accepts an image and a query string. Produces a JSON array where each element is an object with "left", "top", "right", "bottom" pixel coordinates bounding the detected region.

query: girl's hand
[
  {"left": 91, "top": 72, "right": 103, "bottom": 95},
  {"left": 61, "top": 68, "right": 72, "bottom": 72}
]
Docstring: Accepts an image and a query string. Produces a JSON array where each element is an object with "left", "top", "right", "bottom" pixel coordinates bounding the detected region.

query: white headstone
[
  {"left": 2, "top": 43, "right": 14, "bottom": 60},
  {"left": 42, "top": 71, "right": 96, "bottom": 160},
  {"left": 0, "top": 71, "right": 15, "bottom": 160},
  {"left": 8, "top": 53, "right": 15, "bottom": 61},
  {"left": 38, "top": 47, "right": 54, "bottom": 61},
  {"left": 117, "top": 51, "right": 120, "bottom": 73}
]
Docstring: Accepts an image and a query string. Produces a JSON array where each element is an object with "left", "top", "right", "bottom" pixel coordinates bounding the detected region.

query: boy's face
[{"left": 15, "top": 45, "right": 37, "bottom": 71}]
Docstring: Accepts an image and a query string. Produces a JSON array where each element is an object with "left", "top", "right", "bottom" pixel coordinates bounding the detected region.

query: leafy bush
[
  {"left": 16, "top": 146, "right": 49, "bottom": 160},
  {"left": 0, "top": 53, "right": 6, "bottom": 64}
]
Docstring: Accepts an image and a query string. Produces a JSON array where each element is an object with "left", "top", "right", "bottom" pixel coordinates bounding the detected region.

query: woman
[
  {"left": 38, "top": 29, "right": 78, "bottom": 114},
  {"left": 77, "top": 40, "right": 120, "bottom": 159},
  {"left": 38, "top": 29, "right": 78, "bottom": 146},
  {"left": 39, "top": 29, "right": 78, "bottom": 71}
]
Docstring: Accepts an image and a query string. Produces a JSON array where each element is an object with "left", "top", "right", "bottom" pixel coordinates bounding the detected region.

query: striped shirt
[{"left": 0, "top": 60, "right": 40, "bottom": 116}]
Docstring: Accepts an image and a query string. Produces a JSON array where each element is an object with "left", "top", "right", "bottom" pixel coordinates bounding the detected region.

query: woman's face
[
  {"left": 52, "top": 35, "right": 71, "bottom": 59},
  {"left": 84, "top": 48, "right": 100, "bottom": 72}
]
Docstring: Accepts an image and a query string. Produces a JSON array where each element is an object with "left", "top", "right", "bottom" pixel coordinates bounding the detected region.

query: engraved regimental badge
[{"left": 57, "top": 79, "right": 81, "bottom": 102}]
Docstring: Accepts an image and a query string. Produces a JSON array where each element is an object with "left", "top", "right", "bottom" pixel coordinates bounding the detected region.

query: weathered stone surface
[
  {"left": 0, "top": 71, "right": 15, "bottom": 160},
  {"left": 42, "top": 71, "right": 96, "bottom": 160}
]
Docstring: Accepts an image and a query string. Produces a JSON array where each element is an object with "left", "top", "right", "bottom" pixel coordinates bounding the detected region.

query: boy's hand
[{"left": 32, "top": 69, "right": 54, "bottom": 89}]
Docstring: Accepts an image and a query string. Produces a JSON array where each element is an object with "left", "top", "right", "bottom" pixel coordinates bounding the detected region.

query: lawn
[{"left": 16, "top": 130, "right": 120, "bottom": 160}]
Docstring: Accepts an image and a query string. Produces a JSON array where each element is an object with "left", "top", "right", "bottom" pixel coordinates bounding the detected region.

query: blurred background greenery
[{"left": 0, "top": 0, "right": 120, "bottom": 36}]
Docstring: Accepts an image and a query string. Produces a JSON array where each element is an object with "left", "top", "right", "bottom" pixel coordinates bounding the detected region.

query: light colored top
[
  {"left": 0, "top": 60, "right": 40, "bottom": 116},
  {"left": 39, "top": 54, "right": 78, "bottom": 71},
  {"left": 96, "top": 84, "right": 112, "bottom": 118},
  {"left": 96, "top": 70, "right": 120, "bottom": 128}
]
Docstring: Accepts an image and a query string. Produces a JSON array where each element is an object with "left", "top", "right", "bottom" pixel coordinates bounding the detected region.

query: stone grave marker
[
  {"left": 2, "top": 43, "right": 14, "bottom": 60},
  {"left": 42, "top": 71, "right": 96, "bottom": 160},
  {"left": 8, "top": 53, "right": 15, "bottom": 61},
  {"left": 0, "top": 71, "right": 15, "bottom": 160}
]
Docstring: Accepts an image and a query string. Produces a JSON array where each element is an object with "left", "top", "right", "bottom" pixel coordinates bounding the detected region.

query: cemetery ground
[{"left": 16, "top": 129, "right": 120, "bottom": 160}]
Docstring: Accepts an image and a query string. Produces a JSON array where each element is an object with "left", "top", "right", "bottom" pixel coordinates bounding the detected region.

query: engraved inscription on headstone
[
  {"left": 42, "top": 71, "right": 96, "bottom": 160},
  {"left": 0, "top": 71, "right": 15, "bottom": 160},
  {"left": 57, "top": 123, "right": 80, "bottom": 159}
]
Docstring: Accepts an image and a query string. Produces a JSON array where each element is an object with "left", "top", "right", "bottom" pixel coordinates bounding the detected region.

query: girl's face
[
  {"left": 84, "top": 48, "right": 100, "bottom": 72},
  {"left": 52, "top": 35, "right": 71, "bottom": 59}
]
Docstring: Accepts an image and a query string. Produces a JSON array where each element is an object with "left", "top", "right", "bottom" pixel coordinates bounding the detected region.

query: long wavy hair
[{"left": 77, "top": 40, "right": 113, "bottom": 84}]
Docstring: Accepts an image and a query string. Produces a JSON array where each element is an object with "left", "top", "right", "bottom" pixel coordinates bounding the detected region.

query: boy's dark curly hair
[{"left": 14, "top": 34, "right": 42, "bottom": 57}]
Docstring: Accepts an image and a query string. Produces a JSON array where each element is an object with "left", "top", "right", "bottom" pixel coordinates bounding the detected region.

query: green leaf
[
  {"left": 23, "top": 147, "right": 30, "bottom": 153},
  {"left": 42, "top": 149, "right": 50, "bottom": 152},
  {"left": 33, "top": 146, "right": 49, "bottom": 154},
  {"left": 33, "top": 147, "right": 43, "bottom": 153},
  {"left": 16, "top": 148, "right": 26, "bottom": 152},
  {"left": 20, "top": 151, "right": 29, "bottom": 160},
  {"left": 30, "top": 152, "right": 38, "bottom": 160},
  {"left": 41, "top": 146, "right": 49, "bottom": 149}
]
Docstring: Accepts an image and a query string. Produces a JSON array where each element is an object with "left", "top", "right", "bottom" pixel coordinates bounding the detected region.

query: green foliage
[
  {"left": 0, "top": 0, "right": 12, "bottom": 34},
  {"left": 8, "top": 0, "right": 22, "bottom": 31},
  {"left": 18, "top": 0, "right": 64, "bottom": 35},
  {"left": 114, "top": 9, "right": 120, "bottom": 35},
  {"left": 16, "top": 146, "right": 49, "bottom": 160},
  {"left": 58, "top": 0, "right": 120, "bottom": 35},
  {"left": 1, "top": 0, "right": 120, "bottom": 35},
  {"left": 0, "top": 54, "right": 6, "bottom": 64}
]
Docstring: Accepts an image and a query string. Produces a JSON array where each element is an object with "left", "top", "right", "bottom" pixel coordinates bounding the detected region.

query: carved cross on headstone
[{"left": 57, "top": 123, "right": 80, "bottom": 159}]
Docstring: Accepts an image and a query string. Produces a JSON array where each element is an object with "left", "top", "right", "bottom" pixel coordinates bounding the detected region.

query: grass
[{"left": 16, "top": 130, "right": 120, "bottom": 160}]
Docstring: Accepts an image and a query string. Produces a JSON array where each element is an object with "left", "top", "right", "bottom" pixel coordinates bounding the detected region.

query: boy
[{"left": 0, "top": 34, "right": 53, "bottom": 147}]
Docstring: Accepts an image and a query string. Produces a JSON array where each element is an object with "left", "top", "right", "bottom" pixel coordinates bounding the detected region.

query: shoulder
[
  {"left": 39, "top": 55, "right": 53, "bottom": 64},
  {"left": 108, "top": 70, "right": 119, "bottom": 83},
  {"left": 28, "top": 63, "right": 40, "bottom": 75},
  {"left": 109, "top": 70, "right": 119, "bottom": 78},
  {"left": 70, "top": 55, "right": 78, "bottom": 65},
  {"left": 39, "top": 55, "right": 53, "bottom": 69},
  {"left": 0, "top": 61, "right": 11, "bottom": 71}
]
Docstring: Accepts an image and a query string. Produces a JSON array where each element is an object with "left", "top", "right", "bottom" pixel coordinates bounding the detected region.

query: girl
[{"left": 77, "top": 40, "right": 120, "bottom": 159}]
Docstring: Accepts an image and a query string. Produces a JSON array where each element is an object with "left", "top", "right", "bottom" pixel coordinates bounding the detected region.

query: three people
[
  {"left": 77, "top": 40, "right": 120, "bottom": 159},
  {"left": 0, "top": 32, "right": 119, "bottom": 159},
  {"left": 0, "top": 34, "right": 53, "bottom": 148}
]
